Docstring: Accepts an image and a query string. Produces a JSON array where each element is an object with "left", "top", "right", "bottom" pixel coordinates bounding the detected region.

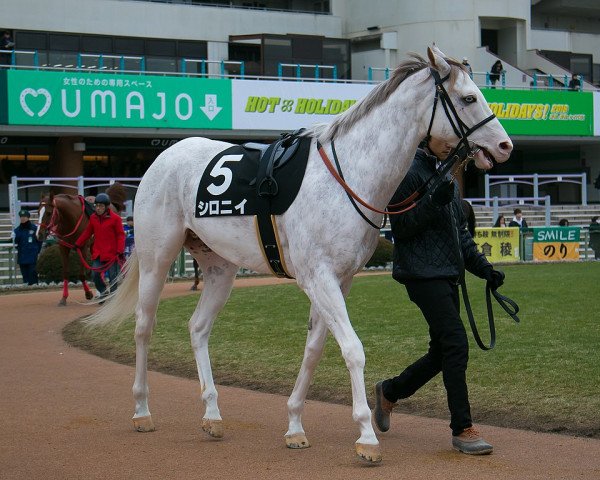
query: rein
[
  {"left": 41, "top": 195, "right": 87, "bottom": 243},
  {"left": 461, "top": 281, "right": 520, "bottom": 350},
  {"left": 317, "top": 66, "right": 496, "bottom": 229},
  {"left": 447, "top": 204, "right": 520, "bottom": 350}
]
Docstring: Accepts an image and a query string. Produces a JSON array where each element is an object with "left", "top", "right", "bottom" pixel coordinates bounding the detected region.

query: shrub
[
  {"left": 37, "top": 245, "right": 90, "bottom": 283},
  {"left": 365, "top": 237, "right": 394, "bottom": 267}
]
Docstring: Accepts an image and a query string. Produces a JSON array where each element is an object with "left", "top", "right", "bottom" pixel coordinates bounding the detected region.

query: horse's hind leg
[
  {"left": 285, "top": 304, "right": 328, "bottom": 449},
  {"left": 132, "top": 230, "right": 186, "bottom": 432},
  {"left": 285, "top": 277, "right": 352, "bottom": 449},
  {"left": 187, "top": 246, "right": 238, "bottom": 438}
]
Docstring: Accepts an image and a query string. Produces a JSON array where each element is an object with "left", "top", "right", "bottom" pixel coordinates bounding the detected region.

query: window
[
  {"left": 15, "top": 32, "right": 47, "bottom": 50},
  {"left": 145, "top": 39, "right": 176, "bottom": 56},
  {"left": 49, "top": 33, "right": 80, "bottom": 52},
  {"left": 114, "top": 37, "right": 144, "bottom": 55},
  {"left": 177, "top": 41, "right": 207, "bottom": 58},
  {"left": 81, "top": 35, "right": 113, "bottom": 54}
]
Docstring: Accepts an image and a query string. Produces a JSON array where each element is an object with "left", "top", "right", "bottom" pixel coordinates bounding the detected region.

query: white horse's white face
[{"left": 427, "top": 46, "right": 512, "bottom": 170}]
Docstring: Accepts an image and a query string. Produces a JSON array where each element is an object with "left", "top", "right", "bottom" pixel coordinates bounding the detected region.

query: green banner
[
  {"left": 3, "top": 70, "right": 232, "bottom": 129},
  {"left": 483, "top": 89, "right": 593, "bottom": 136},
  {"left": 533, "top": 226, "right": 580, "bottom": 242}
]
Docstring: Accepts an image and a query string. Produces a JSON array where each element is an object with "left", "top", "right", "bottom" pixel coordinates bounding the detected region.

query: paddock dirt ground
[{"left": 1, "top": 278, "right": 599, "bottom": 479}]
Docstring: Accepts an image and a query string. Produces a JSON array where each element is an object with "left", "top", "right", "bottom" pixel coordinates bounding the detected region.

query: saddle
[
  {"left": 195, "top": 130, "right": 311, "bottom": 279},
  {"left": 246, "top": 128, "right": 305, "bottom": 198}
]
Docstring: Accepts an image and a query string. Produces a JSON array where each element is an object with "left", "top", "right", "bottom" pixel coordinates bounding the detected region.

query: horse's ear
[{"left": 427, "top": 46, "right": 451, "bottom": 77}]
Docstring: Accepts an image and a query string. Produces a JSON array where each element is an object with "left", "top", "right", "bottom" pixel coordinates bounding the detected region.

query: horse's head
[
  {"left": 426, "top": 46, "right": 512, "bottom": 170},
  {"left": 36, "top": 193, "right": 55, "bottom": 242}
]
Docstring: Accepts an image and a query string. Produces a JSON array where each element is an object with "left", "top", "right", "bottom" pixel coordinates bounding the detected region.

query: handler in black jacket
[{"left": 373, "top": 137, "right": 505, "bottom": 455}]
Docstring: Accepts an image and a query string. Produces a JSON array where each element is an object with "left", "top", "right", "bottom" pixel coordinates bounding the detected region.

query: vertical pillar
[{"left": 50, "top": 136, "right": 85, "bottom": 193}]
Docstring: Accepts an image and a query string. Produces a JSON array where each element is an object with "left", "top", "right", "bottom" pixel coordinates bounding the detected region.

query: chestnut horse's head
[
  {"left": 36, "top": 193, "right": 87, "bottom": 243},
  {"left": 36, "top": 193, "right": 55, "bottom": 242}
]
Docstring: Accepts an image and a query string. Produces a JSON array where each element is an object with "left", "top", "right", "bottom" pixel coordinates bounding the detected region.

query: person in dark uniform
[
  {"left": 373, "top": 137, "right": 505, "bottom": 455},
  {"left": 13, "top": 209, "right": 42, "bottom": 285}
]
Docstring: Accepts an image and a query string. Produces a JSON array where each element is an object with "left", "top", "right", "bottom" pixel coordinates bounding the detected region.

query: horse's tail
[{"left": 83, "top": 250, "right": 140, "bottom": 329}]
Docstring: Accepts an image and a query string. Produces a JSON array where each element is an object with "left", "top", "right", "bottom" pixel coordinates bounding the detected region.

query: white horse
[{"left": 86, "top": 47, "right": 512, "bottom": 463}]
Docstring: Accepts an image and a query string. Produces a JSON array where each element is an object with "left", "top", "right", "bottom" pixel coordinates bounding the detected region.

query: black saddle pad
[{"left": 195, "top": 137, "right": 311, "bottom": 218}]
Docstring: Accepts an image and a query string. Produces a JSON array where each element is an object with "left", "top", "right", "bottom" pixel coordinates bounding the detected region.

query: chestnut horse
[
  {"left": 36, "top": 193, "right": 94, "bottom": 305},
  {"left": 36, "top": 184, "right": 126, "bottom": 305}
]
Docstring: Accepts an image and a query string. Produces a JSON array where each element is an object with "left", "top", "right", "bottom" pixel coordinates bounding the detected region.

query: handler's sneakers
[
  {"left": 452, "top": 427, "right": 493, "bottom": 455},
  {"left": 373, "top": 381, "right": 396, "bottom": 432}
]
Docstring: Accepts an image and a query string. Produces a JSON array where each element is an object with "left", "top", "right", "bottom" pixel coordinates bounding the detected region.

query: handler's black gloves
[
  {"left": 485, "top": 268, "right": 505, "bottom": 290},
  {"left": 431, "top": 180, "right": 455, "bottom": 206}
]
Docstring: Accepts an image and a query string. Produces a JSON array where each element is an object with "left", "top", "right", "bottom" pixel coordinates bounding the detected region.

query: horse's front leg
[
  {"left": 300, "top": 274, "right": 381, "bottom": 463},
  {"left": 58, "top": 244, "right": 70, "bottom": 306},
  {"left": 286, "top": 277, "right": 352, "bottom": 449},
  {"left": 79, "top": 246, "right": 93, "bottom": 300},
  {"left": 188, "top": 253, "right": 238, "bottom": 438}
]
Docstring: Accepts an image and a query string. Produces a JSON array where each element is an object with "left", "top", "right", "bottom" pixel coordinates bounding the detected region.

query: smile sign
[{"left": 5, "top": 70, "right": 232, "bottom": 129}]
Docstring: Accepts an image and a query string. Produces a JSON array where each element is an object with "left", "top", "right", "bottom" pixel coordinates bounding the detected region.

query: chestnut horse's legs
[{"left": 58, "top": 245, "right": 71, "bottom": 306}]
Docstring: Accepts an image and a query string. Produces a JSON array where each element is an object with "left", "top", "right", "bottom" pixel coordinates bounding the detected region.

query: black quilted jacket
[{"left": 390, "top": 149, "right": 491, "bottom": 284}]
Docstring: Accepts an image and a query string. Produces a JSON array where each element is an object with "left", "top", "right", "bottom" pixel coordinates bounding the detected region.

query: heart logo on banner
[{"left": 20, "top": 88, "right": 52, "bottom": 117}]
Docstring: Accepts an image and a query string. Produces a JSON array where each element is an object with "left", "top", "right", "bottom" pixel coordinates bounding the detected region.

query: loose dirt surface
[{"left": 1, "top": 278, "right": 599, "bottom": 479}]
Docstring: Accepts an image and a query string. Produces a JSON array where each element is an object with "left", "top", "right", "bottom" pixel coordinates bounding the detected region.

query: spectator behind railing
[
  {"left": 489, "top": 60, "right": 504, "bottom": 89},
  {"left": 493, "top": 214, "right": 507, "bottom": 227},
  {"left": 0, "top": 30, "right": 15, "bottom": 66},
  {"left": 568, "top": 74, "right": 582, "bottom": 92}
]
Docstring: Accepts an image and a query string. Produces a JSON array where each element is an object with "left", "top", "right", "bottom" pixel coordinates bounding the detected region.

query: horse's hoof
[
  {"left": 285, "top": 433, "right": 310, "bottom": 449},
  {"left": 85, "top": 291, "right": 94, "bottom": 300},
  {"left": 132, "top": 415, "right": 155, "bottom": 432},
  {"left": 58, "top": 298, "right": 67, "bottom": 306},
  {"left": 201, "top": 418, "right": 223, "bottom": 438},
  {"left": 190, "top": 285, "right": 198, "bottom": 291},
  {"left": 355, "top": 443, "right": 382, "bottom": 464}
]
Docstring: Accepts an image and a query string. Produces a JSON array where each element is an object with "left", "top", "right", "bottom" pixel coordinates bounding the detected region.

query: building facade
[{"left": 1, "top": 0, "right": 600, "bottom": 207}]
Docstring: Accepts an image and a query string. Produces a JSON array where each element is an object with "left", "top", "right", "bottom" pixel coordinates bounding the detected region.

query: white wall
[
  {"left": 3, "top": 0, "right": 343, "bottom": 41},
  {"left": 336, "top": 0, "right": 530, "bottom": 75}
]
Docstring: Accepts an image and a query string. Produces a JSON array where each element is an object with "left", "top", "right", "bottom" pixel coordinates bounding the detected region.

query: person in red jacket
[{"left": 75, "top": 193, "right": 125, "bottom": 298}]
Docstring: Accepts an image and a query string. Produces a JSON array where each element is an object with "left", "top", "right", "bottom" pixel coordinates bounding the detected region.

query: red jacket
[{"left": 76, "top": 210, "right": 125, "bottom": 261}]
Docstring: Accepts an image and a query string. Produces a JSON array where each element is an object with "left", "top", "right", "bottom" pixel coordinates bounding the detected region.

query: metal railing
[
  {"left": 367, "top": 67, "right": 390, "bottom": 82},
  {"left": 10, "top": 176, "right": 143, "bottom": 227},
  {"left": 77, "top": 53, "right": 146, "bottom": 72},
  {"left": 531, "top": 73, "right": 583, "bottom": 91},
  {"left": 181, "top": 58, "right": 245, "bottom": 78},
  {"left": 484, "top": 173, "right": 587, "bottom": 207},
  {"left": 277, "top": 63, "right": 337, "bottom": 81}
]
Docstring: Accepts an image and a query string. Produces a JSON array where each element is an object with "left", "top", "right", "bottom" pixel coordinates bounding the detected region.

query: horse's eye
[{"left": 464, "top": 95, "right": 477, "bottom": 104}]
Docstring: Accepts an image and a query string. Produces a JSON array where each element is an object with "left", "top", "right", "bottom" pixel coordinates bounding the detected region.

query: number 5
[{"left": 207, "top": 154, "right": 242, "bottom": 196}]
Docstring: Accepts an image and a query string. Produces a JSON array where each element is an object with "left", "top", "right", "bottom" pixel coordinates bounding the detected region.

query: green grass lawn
[{"left": 64, "top": 262, "right": 600, "bottom": 437}]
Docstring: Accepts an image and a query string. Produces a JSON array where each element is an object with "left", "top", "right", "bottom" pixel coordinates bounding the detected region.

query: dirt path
[{"left": 1, "top": 279, "right": 599, "bottom": 479}]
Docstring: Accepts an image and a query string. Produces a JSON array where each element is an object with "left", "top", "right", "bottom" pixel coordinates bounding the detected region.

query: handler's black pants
[{"left": 382, "top": 279, "right": 471, "bottom": 436}]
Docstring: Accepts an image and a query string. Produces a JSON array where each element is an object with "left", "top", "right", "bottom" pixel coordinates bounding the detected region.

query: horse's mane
[{"left": 305, "top": 53, "right": 465, "bottom": 142}]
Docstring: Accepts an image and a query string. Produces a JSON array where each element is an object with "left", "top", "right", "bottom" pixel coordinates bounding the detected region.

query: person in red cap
[{"left": 75, "top": 193, "right": 125, "bottom": 299}]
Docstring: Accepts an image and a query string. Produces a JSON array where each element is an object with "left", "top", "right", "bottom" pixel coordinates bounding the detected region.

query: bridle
[
  {"left": 39, "top": 195, "right": 87, "bottom": 248},
  {"left": 317, "top": 66, "right": 497, "bottom": 229}
]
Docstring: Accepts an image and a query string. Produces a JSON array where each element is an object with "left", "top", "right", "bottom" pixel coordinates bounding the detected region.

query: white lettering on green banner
[{"left": 6, "top": 70, "right": 232, "bottom": 129}]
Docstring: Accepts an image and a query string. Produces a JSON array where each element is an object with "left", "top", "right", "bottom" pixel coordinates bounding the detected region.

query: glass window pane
[
  {"left": 49, "top": 33, "right": 80, "bottom": 52},
  {"left": 15, "top": 32, "right": 47, "bottom": 50},
  {"left": 145, "top": 56, "right": 177, "bottom": 72},
  {"left": 145, "top": 39, "right": 176, "bottom": 56},
  {"left": 178, "top": 41, "right": 207, "bottom": 58},
  {"left": 81, "top": 35, "right": 113, "bottom": 54},
  {"left": 114, "top": 37, "right": 144, "bottom": 55}
]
